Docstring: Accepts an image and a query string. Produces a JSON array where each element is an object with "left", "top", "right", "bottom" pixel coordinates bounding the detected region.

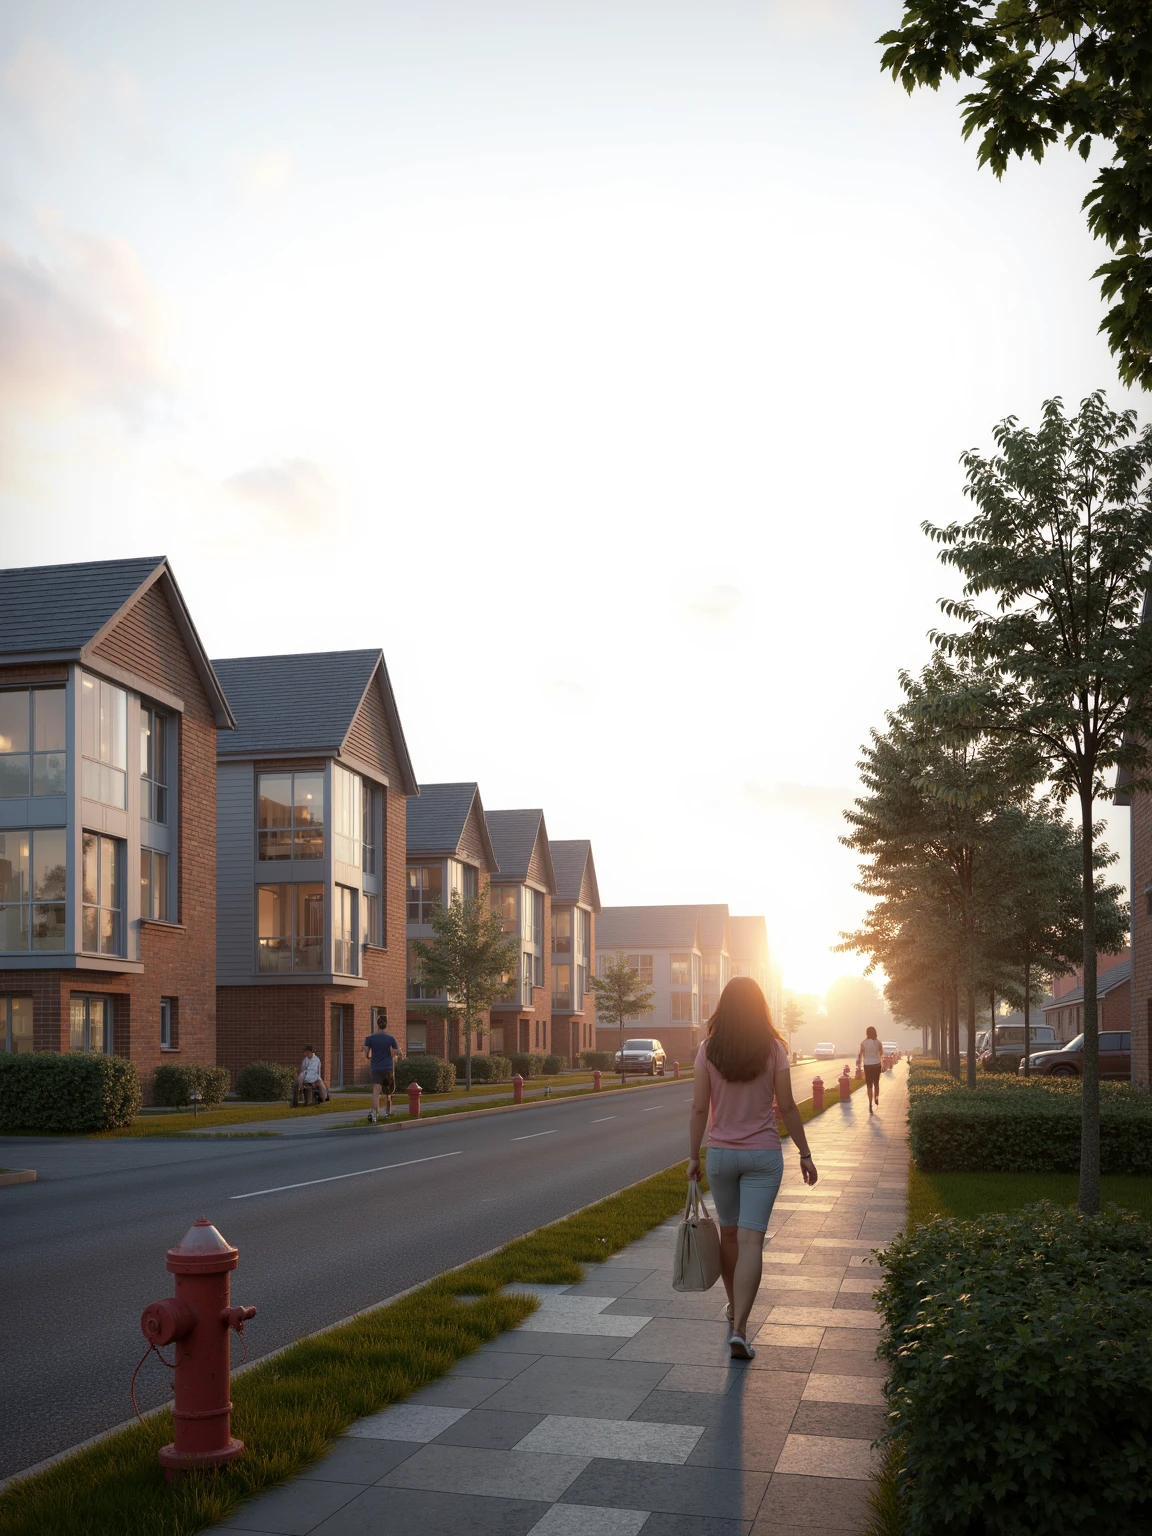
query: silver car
[{"left": 613, "top": 1038, "right": 667, "bottom": 1076}]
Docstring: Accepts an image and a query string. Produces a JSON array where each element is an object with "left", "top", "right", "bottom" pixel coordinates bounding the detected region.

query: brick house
[
  {"left": 0, "top": 556, "right": 234, "bottom": 1090},
  {"left": 548, "top": 839, "right": 600, "bottom": 1066},
  {"left": 212, "top": 650, "right": 418, "bottom": 1087},
  {"left": 698, "top": 903, "right": 732, "bottom": 1026},
  {"left": 405, "top": 782, "right": 500, "bottom": 1061},
  {"left": 485, "top": 809, "right": 556, "bottom": 1057},
  {"left": 1043, "top": 956, "right": 1133, "bottom": 1051},
  {"left": 595, "top": 905, "right": 703, "bottom": 1066}
]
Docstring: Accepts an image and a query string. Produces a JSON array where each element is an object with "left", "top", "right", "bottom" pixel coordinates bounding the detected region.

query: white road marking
[
  {"left": 513, "top": 1129, "right": 559, "bottom": 1141},
  {"left": 641, "top": 1106, "right": 662, "bottom": 1112},
  {"left": 230, "top": 1151, "right": 462, "bottom": 1200},
  {"left": 591, "top": 1116, "right": 616, "bottom": 1123}
]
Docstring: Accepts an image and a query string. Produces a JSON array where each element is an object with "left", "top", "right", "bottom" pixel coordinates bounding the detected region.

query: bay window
[
  {"left": 552, "top": 908, "right": 572, "bottom": 954},
  {"left": 491, "top": 885, "right": 517, "bottom": 934},
  {"left": 140, "top": 707, "right": 169, "bottom": 823},
  {"left": 362, "top": 782, "right": 377, "bottom": 874},
  {"left": 407, "top": 864, "right": 443, "bottom": 923},
  {"left": 333, "top": 764, "right": 361, "bottom": 867},
  {"left": 0, "top": 688, "right": 66, "bottom": 797},
  {"left": 81, "top": 675, "right": 128, "bottom": 808},
  {"left": 670, "top": 954, "right": 690, "bottom": 986},
  {"left": 257, "top": 772, "right": 324, "bottom": 860},
  {"left": 257, "top": 883, "right": 323, "bottom": 972},
  {"left": 82, "top": 833, "right": 123, "bottom": 955},
  {"left": 335, "top": 884, "right": 357, "bottom": 975},
  {"left": 0, "top": 828, "right": 66, "bottom": 952},
  {"left": 552, "top": 963, "right": 571, "bottom": 1009}
]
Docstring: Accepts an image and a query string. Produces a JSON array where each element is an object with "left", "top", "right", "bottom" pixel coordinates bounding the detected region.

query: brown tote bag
[{"left": 672, "top": 1180, "right": 722, "bottom": 1292}]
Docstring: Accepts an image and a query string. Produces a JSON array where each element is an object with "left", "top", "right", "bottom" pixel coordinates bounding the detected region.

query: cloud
[
  {"left": 223, "top": 458, "right": 342, "bottom": 527},
  {"left": 687, "top": 584, "right": 742, "bottom": 622},
  {"left": 0, "top": 219, "right": 169, "bottom": 418}
]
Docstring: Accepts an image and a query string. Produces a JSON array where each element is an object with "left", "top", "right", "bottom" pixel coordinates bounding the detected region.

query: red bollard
[
  {"left": 854, "top": 1063, "right": 864, "bottom": 1081},
  {"left": 140, "top": 1218, "right": 255, "bottom": 1479},
  {"left": 812, "top": 1075, "right": 824, "bottom": 1112},
  {"left": 407, "top": 1080, "right": 422, "bottom": 1119},
  {"left": 839, "top": 1070, "right": 851, "bottom": 1102},
  {"left": 592, "top": 1070, "right": 602, "bottom": 1091},
  {"left": 672, "top": 1061, "right": 680, "bottom": 1080},
  {"left": 512, "top": 1073, "right": 524, "bottom": 1104}
]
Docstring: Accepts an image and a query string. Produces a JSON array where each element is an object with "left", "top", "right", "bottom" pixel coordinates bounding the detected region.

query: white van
[{"left": 813, "top": 1042, "right": 837, "bottom": 1060}]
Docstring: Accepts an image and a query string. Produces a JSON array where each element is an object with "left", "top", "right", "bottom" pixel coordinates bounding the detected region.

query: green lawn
[{"left": 909, "top": 1166, "right": 1152, "bottom": 1226}]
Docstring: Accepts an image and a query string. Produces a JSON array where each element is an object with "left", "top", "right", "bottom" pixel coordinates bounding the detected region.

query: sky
[{"left": 0, "top": 0, "right": 1137, "bottom": 997}]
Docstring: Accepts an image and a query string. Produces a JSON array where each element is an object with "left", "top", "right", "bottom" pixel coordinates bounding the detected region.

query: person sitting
[{"left": 294, "top": 1045, "right": 329, "bottom": 1105}]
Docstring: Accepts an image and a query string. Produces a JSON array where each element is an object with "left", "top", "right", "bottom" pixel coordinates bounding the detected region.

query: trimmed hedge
[
  {"left": 876, "top": 1202, "right": 1152, "bottom": 1534},
  {"left": 0, "top": 1052, "right": 141, "bottom": 1133},
  {"left": 581, "top": 1050, "right": 616, "bottom": 1070},
  {"left": 452, "top": 1053, "right": 513, "bottom": 1083},
  {"left": 152, "top": 1063, "right": 230, "bottom": 1108},
  {"left": 542, "top": 1054, "right": 565, "bottom": 1074},
  {"left": 395, "top": 1056, "right": 455, "bottom": 1093},
  {"left": 235, "top": 1061, "right": 295, "bottom": 1102},
  {"left": 509, "top": 1052, "right": 546, "bottom": 1079},
  {"left": 908, "top": 1077, "right": 1152, "bottom": 1173}
]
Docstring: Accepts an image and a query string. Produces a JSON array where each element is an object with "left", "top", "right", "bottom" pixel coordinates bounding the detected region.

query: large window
[
  {"left": 533, "top": 951, "right": 544, "bottom": 988},
  {"left": 702, "top": 959, "right": 719, "bottom": 985},
  {"left": 335, "top": 884, "right": 357, "bottom": 975},
  {"left": 70, "top": 994, "right": 110, "bottom": 1053},
  {"left": 407, "top": 939, "right": 440, "bottom": 1000},
  {"left": 140, "top": 848, "right": 169, "bottom": 921},
  {"left": 601, "top": 952, "right": 653, "bottom": 985},
  {"left": 522, "top": 952, "right": 534, "bottom": 1005},
  {"left": 553, "top": 908, "right": 572, "bottom": 954},
  {"left": 81, "top": 675, "right": 127, "bottom": 808},
  {"left": 491, "top": 885, "right": 517, "bottom": 933},
  {"left": 670, "top": 992, "right": 696, "bottom": 1023},
  {"left": 257, "top": 772, "right": 324, "bottom": 861},
  {"left": 670, "top": 954, "right": 690, "bottom": 986},
  {"left": 363, "top": 891, "right": 379, "bottom": 948},
  {"left": 82, "top": 833, "right": 123, "bottom": 955},
  {"left": 0, "top": 689, "right": 66, "bottom": 798},
  {"left": 159, "top": 996, "right": 177, "bottom": 1050},
  {"left": 407, "top": 864, "right": 443, "bottom": 923},
  {"left": 257, "top": 883, "right": 323, "bottom": 972},
  {"left": 140, "top": 707, "right": 169, "bottom": 823},
  {"left": 2, "top": 995, "right": 33, "bottom": 1053},
  {"left": 362, "top": 782, "right": 377, "bottom": 874},
  {"left": 0, "top": 828, "right": 66, "bottom": 952},
  {"left": 552, "top": 963, "right": 571, "bottom": 1009},
  {"left": 333, "top": 764, "right": 361, "bottom": 867}
]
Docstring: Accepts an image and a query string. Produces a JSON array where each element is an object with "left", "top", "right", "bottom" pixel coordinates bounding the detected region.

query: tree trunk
[
  {"left": 1079, "top": 786, "right": 1100, "bottom": 1214},
  {"left": 1023, "top": 957, "right": 1031, "bottom": 1079},
  {"left": 619, "top": 1017, "right": 626, "bottom": 1088},
  {"left": 951, "top": 981, "right": 961, "bottom": 1080},
  {"left": 465, "top": 983, "right": 473, "bottom": 1093},
  {"left": 989, "top": 990, "right": 997, "bottom": 1068},
  {"left": 966, "top": 986, "right": 976, "bottom": 1088}
]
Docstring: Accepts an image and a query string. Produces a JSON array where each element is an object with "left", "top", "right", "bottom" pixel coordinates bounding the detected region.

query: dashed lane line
[{"left": 231, "top": 1150, "right": 463, "bottom": 1200}]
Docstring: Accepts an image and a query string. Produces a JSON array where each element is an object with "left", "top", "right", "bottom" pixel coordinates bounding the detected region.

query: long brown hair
[{"left": 704, "top": 976, "right": 785, "bottom": 1083}]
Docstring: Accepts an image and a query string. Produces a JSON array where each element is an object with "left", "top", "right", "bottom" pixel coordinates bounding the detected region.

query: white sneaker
[{"left": 369, "top": 1109, "right": 377, "bottom": 1124}]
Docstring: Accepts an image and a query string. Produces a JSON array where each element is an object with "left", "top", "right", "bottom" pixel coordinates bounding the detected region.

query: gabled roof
[
  {"left": 550, "top": 839, "right": 601, "bottom": 911},
  {"left": 0, "top": 555, "right": 234, "bottom": 727},
  {"left": 1042, "top": 957, "right": 1132, "bottom": 1009},
  {"left": 597, "top": 905, "right": 702, "bottom": 951},
  {"left": 730, "top": 915, "right": 769, "bottom": 963},
  {"left": 486, "top": 809, "right": 556, "bottom": 893},
  {"left": 697, "top": 903, "right": 730, "bottom": 953},
  {"left": 407, "top": 782, "right": 499, "bottom": 870},
  {"left": 212, "top": 648, "right": 418, "bottom": 792}
]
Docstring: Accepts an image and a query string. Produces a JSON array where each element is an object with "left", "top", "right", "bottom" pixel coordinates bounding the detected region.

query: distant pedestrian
[
  {"left": 687, "top": 976, "right": 818, "bottom": 1361},
  {"left": 364, "top": 1015, "right": 402, "bottom": 1124},
  {"left": 857, "top": 1026, "right": 883, "bottom": 1113},
  {"left": 296, "top": 1045, "right": 328, "bottom": 1103}
]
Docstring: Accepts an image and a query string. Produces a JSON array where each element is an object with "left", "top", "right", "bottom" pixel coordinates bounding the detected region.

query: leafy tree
[
  {"left": 411, "top": 886, "right": 519, "bottom": 1091},
  {"left": 782, "top": 994, "right": 805, "bottom": 1053},
  {"left": 879, "top": 3, "right": 1152, "bottom": 389},
  {"left": 589, "top": 952, "right": 655, "bottom": 1086},
  {"left": 923, "top": 391, "right": 1152, "bottom": 1210}
]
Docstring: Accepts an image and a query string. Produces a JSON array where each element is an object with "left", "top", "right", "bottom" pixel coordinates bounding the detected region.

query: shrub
[
  {"left": 509, "top": 1052, "right": 546, "bottom": 1079},
  {"left": 542, "top": 1054, "right": 565, "bottom": 1074},
  {"left": 235, "top": 1061, "right": 295, "bottom": 1102},
  {"left": 395, "top": 1055, "right": 455, "bottom": 1093},
  {"left": 0, "top": 1052, "right": 141, "bottom": 1133},
  {"left": 452, "top": 1053, "right": 513, "bottom": 1083},
  {"left": 908, "top": 1078, "right": 1152, "bottom": 1174},
  {"left": 581, "top": 1050, "right": 616, "bottom": 1071},
  {"left": 876, "top": 1202, "right": 1152, "bottom": 1534},
  {"left": 152, "top": 1063, "right": 230, "bottom": 1108}
]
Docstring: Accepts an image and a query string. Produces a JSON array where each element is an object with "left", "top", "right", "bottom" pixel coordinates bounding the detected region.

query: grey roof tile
[
  {"left": 212, "top": 649, "right": 381, "bottom": 759},
  {"left": 406, "top": 782, "right": 480, "bottom": 855},
  {"left": 597, "top": 905, "right": 703, "bottom": 951},
  {"left": 550, "top": 839, "right": 598, "bottom": 906},
  {"left": 0, "top": 555, "right": 164, "bottom": 655},
  {"left": 697, "top": 903, "right": 730, "bottom": 953},
  {"left": 1042, "top": 957, "right": 1131, "bottom": 1009},
  {"left": 486, "top": 808, "right": 555, "bottom": 891}
]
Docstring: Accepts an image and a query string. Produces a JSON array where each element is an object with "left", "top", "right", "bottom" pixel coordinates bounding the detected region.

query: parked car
[
  {"left": 1020, "top": 1030, "right": 1132, "bottom": 1079},
  {"left": 813, "top": 1042, "right": 837, "bottom": 1060},
  {"left": 882, "top": 1041, "right": 900, "bottom": 1058},
  {"left": 613, "top": 1038, "right": 667, "bottom": 1076},
  {"left": 979, "top": 1023, "right": 1056, "bottom": 1069}
]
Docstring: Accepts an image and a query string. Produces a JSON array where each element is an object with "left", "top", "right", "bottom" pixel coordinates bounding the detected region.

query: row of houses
[{"left": 0, "top": 555, "right": 781, "bottom": 1089}]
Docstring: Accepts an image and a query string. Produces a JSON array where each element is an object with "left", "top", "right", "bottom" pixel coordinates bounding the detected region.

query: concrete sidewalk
[{"left": 211, "top": 1066, "right": 909, "bottom": 1535}]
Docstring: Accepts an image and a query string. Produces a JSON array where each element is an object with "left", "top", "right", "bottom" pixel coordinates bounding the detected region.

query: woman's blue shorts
[{"left": 705, "top": 1146, "right": 785, "bottom": 1233}]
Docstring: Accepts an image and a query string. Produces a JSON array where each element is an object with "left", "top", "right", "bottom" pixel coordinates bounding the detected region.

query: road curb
[{"left": 0, "top": 1169, "right": 36, "bottom": 1186}]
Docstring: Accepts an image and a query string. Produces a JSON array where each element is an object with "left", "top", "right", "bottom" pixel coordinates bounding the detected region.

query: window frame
[
  {"left": 0, "top": 827, "right": 67, "bottom": 954},
  {"left": 159, "top": 996, "right": 178, "bottom": 1050},
  {"left": 69, "top": 993, "right": 111, "bottom": 1054},
  {"left": 140, "top": 846, "right": 170, "bottom": 923},
  {"left": 0, "top": 687, "right": 67, "bottom": 799},
  {"left": 257, "top": 770, "right": 325, "bottom": 862},
  {"left": 334, "top": 883, "right": 357, "bottom": 976},
  {"left": 256, "top": 882, "right": 325, "bottom": 973},
  {"left": 80, "top": 674, "right": 128, "bottom": 810},
  {"left": 139, "top": 705, "right": 169, "bottom": 825},
  {"left": 1, "top": 994, "right": 34, "bottom": 1053},
  {"left": 406, "top": 862, "right": 444, "bottom": 925},
  {"left": 82, "top": 832, "right": 124, "bottom": 956}
]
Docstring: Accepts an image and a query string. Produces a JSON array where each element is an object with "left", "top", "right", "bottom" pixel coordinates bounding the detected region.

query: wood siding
[
  {"left": 343, "top": 671, "right": 402, "bottom": 785},
  {"left": 91, "top": 579, "right": 214, "bottom": 720},
  {"left": 459, "top": 794, "right": 494, "bottom": 873},
  {"left": 216, "top": 760, "right": 255, "bottom": 983},
  {"left": 527, "top": 825, "right": 550, "bottom": 890}
]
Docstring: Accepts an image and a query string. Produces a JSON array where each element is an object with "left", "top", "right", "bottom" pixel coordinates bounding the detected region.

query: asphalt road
[{"left": 0, "top": 1060, "right": 830, "bottom": 1481}]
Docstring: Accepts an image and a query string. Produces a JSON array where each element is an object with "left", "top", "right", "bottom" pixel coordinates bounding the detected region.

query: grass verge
[
  {"left": 0, "top": 1161, "right": 693, "bottom": 1536},
  {"left": 908, "top": 1166, "right": 1152, "bottom": 1227},
  {"left": 863, "top": 1437, "right": 904, "bottom": 1536}
]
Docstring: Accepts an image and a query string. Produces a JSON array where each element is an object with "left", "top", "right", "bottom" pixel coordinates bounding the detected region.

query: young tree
[
  {"left": 782, "top": 995, "right": 805, "bottom": 1055},
  {"left": 589, "top": 952, "right": 655, "bottom": 1087},
  {"left": 924, "top": 392, "right": 1152, "bottom": 1211},
  {"left": 411, "top": 886, "right": 520, "bottom": 1092},
  {"left": 879, "top": 4, "right": 1152, "bottom": 389}
]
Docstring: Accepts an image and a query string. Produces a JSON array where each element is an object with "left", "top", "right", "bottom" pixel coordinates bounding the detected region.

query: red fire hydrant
[
  {"left": 141, "top": 1218, "right": 255, "bottom": 1479},
  {"left": 839, "top": 1068, "right": 851, "bottom": 1102},
  {"left": 592, "top": 1069, "right": 602, "bottom": 1091},
  {"left": 407, "top": 1080, "right": 422, "bottom": 1119},
  {"left": 512, "top": 1073, "right": 524, "bottom": 1104},
  {"left": 672, "top": 1061, "right": 680, "bottom": 1080},
  {"left": 812, "top": 1075, "right": 824, "bottom": 1112}
]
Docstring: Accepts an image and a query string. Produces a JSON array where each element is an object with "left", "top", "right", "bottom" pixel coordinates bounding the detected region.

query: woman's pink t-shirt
[{"left": 697, "top": 1038, "right": 790, "bottom": 1150}]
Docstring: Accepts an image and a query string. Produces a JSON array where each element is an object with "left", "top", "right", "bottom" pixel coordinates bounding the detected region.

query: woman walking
[
  {"left": 687, "top": 976, "right": 818, "bottom": 1360},
  {"left": 857, "top": 1026, "right": 883, "bottom": 1114}
]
